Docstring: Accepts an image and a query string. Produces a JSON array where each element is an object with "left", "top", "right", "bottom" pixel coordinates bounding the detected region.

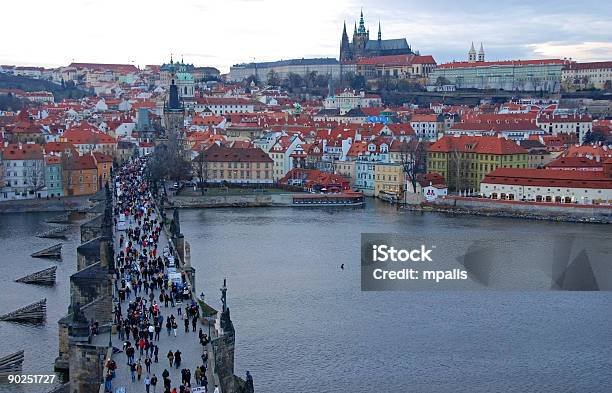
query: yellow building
[
  {"left": 428, "top": 135, "right": 528, "bottom": 192},
  {"left": 374, "top": 162, "right": 405, "bottom": 197},
  {"left": 336, "top": 161, "right": 356, "bottom": 186},
  {"left": 200, "top": 144, "right": 273, "bottom": 184}
]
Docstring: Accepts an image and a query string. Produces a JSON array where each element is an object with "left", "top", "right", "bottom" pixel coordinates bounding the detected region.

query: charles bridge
[{"left": 50, "top": 176, "right": 254, "bottom": 393}]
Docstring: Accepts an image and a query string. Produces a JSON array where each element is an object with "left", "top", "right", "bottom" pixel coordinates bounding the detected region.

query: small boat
[
  {"left": 377, "top": 190, "right": 399, "bottom": 203},
  {"left": 292, "top": 192, "right": 365, "bottom": 207}
]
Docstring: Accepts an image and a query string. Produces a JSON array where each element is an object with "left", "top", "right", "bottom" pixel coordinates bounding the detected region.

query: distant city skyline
[{"left": 2, "top": 0, "right": 611, "bottom": 73}]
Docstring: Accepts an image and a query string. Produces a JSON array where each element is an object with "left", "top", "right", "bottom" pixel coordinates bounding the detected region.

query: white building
[
  {"left": 410, "top": 114, "right": 443, "bottom": 140},
  {"left": 194, "top": 97, "right": 254, "bottom": 115},
  {"left": 323, "top": 89, "right": 382, "bottom": 115},
  {"left": 536, "top": 113, "right": 592, "bottom": 143},
  {"left": 0, "top": 143, "right": 46, "bottom": 200},
  {"left": 562, "top": 61, "right": 612, "bottom": 90},
  {"left": 480, "top": 166, "right": 612, "bottom": 204}
]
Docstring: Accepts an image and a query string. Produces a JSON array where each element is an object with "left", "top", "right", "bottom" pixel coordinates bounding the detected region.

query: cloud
[
  {"left": 0, "top": 0, "right": 610, "bottom": 72},
  {"left": 528, "top": 42, "right": 612, "bottom": 62}
]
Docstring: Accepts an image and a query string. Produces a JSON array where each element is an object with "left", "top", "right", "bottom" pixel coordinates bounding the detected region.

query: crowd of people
[{"left": 103, "top": 159, "right": 218, "bottom": 393}]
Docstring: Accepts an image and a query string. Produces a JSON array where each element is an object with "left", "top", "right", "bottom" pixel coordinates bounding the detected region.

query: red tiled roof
[
  {"left": 1, "top": 143, "right": 44, "bottom": 160},
  {"left": 439, "top": 59, "right": 565, "bottom": 69},
  {"left": 200, "top": 144, "right": 272, "bottom": 163},
  {"left": 64, "top": 154, "right": 97, "bottom": 170},
  {"left": 547, "top": 156, "right": 602, "bottom": 169},
  {"left": 63, "top": 128, "right": 117, "bottom": 145},
  {"left": 429, "top": 135, "right": 528, "bottom": 155},
  {"left": 563, "top": 61, "right": 612, "bottom": 70},
  {"left": 538, "top": 113, "right": 592, "bottom": 123},
  {"left": 69, "top": 62, "right": 138, "bottom": 73},
  {"left": 483, "top": 168, "right": 612, "bottom": 189}
]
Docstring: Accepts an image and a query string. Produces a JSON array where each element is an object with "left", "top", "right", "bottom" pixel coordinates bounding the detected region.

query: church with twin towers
[{"left": 339, "top": 9, "right": 414, "bottom": 63}]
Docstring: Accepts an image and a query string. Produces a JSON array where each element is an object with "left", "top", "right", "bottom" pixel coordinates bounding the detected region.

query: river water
[
  {"left": 0, "top": 203, "right": 610, "bottom": 393},
  {"left": 0, "top": 212, "right": 79, "bottom": 392},
  {"left": 180, "top": 200, "right": 612, "bottom": 393}
]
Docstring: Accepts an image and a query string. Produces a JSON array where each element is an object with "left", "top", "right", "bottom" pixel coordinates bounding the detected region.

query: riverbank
[
  {"left": 419, "top": 196, "right": 612, "bottom": 224},
  {"left": 0, "top": 195, "right": 96, "bottom": 214},
  {"left": 168, "top": 193, "right": 611, "bottom": 223},
  {"left": 169, "top": 193, "right": 296, "bottom": 208}
]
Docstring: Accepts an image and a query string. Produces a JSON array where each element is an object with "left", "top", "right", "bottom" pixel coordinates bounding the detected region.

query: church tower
[
  {"left": 340, "top": 21, "right": 352, "bottom": 63},
  {"left": 352, "top": 9, "right": 370, "bottom": 59},
  {"left": 468, "top": 42, "right": 477, "bottom": 63},
  {"left": 478, "top": 43, "right": 485, "bottom": 62},
  {"left": 163, "top": 55, "right": 185, "bottom": 138},
  {"left": 377, "top": 21, "right": 382, "bottom": 41}
]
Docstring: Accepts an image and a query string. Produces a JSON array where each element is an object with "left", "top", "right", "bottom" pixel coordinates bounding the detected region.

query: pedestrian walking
[
  {"left": 174, "top": 350, "right": 182, "bottom": 369},
  {"left": 144, "top": 375, "right": 151, "bottom": 393},
  {"left": 151, "top": 374, "right": 158, "bottom": 393},
  {"left": 136, "top": 360, "right": 143, "bottom": 381},
  {"left": 167, "top": 350, "right": 174, "bottom": 367}
]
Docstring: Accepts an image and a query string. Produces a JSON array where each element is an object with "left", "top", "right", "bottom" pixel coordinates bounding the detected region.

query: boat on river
[{"left": 292, "top": 192, "right": 365, "bottom": 207}]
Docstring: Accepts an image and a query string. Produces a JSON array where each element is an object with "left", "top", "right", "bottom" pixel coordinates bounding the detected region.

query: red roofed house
[
  {"left": 536, "top": 113, "right": 592, "bottom": 143},
  {"left": 1, "top": 143, "right": 45, "bottom": 200},
  {"left": 356, "top": 54, "right": 437, "bottom": 81},
  {"left": 562, "top": 61, "right": 612, "bottom": 90},
  {"left": 410, "top": 114, "right": 443, "bottom": 140},
  {"left": 428, "top": 135, "right": 529, "bottom": 192},
  {"left": 61, "top": 128, "right": 117, "bottom": 157},
  {"left": 480, "top": 162, "right": 612, "bottom": 204},
  {"left": 198, "top": 144, "right": 273, "bottom": 184},
  {"left": 62, "top": 154, "right": 99, "bottom": 196}
]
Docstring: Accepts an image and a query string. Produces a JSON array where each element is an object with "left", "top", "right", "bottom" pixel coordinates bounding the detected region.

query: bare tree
[
  {"left": 192, "top": 145, "right": 209, "bottom": 195},
  {"left": 148, "top": 132, "right": 192, "bottom": 192},
  {"left": 28, "top": 160, "right": 45, "bottom": 194},
  {"left": 449, "top": 147, "right": 463, "bottom": 192},
  {"left": 399, "top": 140, "right": 428, "bottom": 194}
]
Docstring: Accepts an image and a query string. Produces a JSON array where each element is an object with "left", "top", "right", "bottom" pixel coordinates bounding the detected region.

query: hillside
[{"left": 0, "top": 73, "right": 92, "bottom": 101}]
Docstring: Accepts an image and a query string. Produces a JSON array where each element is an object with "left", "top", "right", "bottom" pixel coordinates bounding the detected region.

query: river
[
  {"left": 0, "top": 212, "right": 79, "bottom": 393},
  {"left": 181, "top": 200, "right": 612, "bottom": 393},
  {"left": 0, "top": 203, "right": 610, "bottom": 392}
]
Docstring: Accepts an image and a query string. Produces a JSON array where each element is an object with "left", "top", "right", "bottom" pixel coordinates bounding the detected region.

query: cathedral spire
[
  {"left": 358, "top": 8, "right": 366, "bottom": 34},
  {"left": 478, "top": 42, "right": 485, "bottom": 62},
  {"left": 378, "top": 21, "right": 381, "bottom": 40},
  {"left": 354, "top": 21, "right": 357, "bottom": 36}
]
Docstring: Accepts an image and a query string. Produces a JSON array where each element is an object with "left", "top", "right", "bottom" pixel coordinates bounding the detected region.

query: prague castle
[{"left": 340, "top": 10, "right": 413, "bottom": 63}]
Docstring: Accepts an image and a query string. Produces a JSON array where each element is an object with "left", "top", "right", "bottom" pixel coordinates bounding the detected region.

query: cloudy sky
[{"left": 2, "top": 0, "right": 611, "bottom": 73}]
